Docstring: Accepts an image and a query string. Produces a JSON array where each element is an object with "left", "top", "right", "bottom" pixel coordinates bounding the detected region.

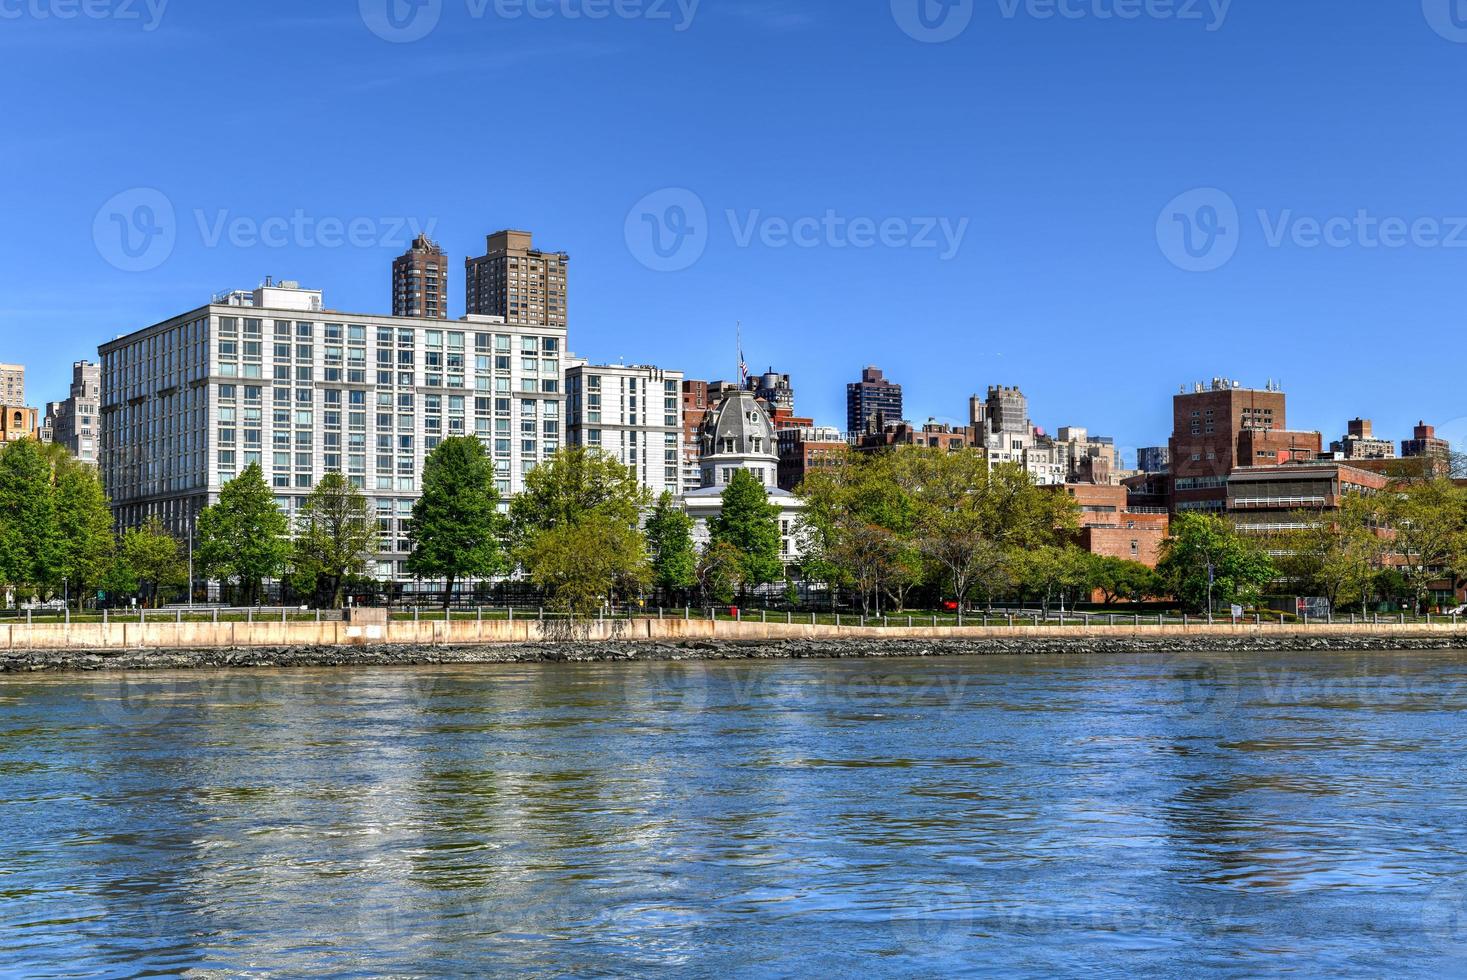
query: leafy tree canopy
[{"left": 407, "top": 437, "right": 508, "bottom": 609}]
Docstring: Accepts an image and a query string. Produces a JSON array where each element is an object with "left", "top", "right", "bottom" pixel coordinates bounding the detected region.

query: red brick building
[
  {"left": 1226, "top": 462, "right": 1391, "bottom": 535},
  {"left": 854, "top": 421, "right": 982, "bottom": 454},
  {"left": 1061, "top": 484, "right": 1170, "bottom": 567},
  {"left": 776, "top": 426, "right": 849, "bottom": 491},
  {"left": 1169, "top": 379, "right": 1321, "bottom": 514},
  {"left": 681, "top": 380, "right": 713, "bottom": 490},
  {"left": 1402, "top": 421, "right": 1453, "bottom": 474}
]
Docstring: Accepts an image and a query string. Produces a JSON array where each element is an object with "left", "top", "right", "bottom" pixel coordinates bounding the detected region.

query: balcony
[{"left": 1228, "top": 495, "right": 1330, "bottom": 509}]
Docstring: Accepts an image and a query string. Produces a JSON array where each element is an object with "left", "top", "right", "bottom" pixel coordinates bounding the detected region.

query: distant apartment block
[
  {"left": 963, "top": 385, "right": 1068, "bottom": 486},
  {"left": 856, "top": 420, "right": 979, "bottom": 455},
  {"left": 1330, "top": 418, "right": 1396, "bottom": 460},
  {"left": 981, "top": 385, "right": 1029, "bottom": 435},
  {"left": 392, "top": 234, "right": 449, "bottom": 319},
  {"left": 743, "top": 369, "right": 812, "bottom": 430},
  {"left": 1137, "top": 446, "right": 1170, "bottom": 473},
  {"left": 748, "top": 369, "right": 794, "bottom": 415},
  {"left": 566, "top": 362, "right": 685, "bottom": 499},
  {"left": 100, "top": 281, "right": 565, "bottom": 580},
  {"left": 45, "top": 360, "right": 101, "bottom": 464},
  {"left": 1056, "top": 426, "right": 1119, "bottom": 485},
  {"left": 465, "top": 230, "right": 568, "bottom": 329},
  {"left": 1401, "top": 421, "right": 1452, "bottom": 472},
  {"left": 847, "top": 366, "right": 902, "bottom": 436},
  {"left": 0, "top": 363, "right": 23, "bottom": 406},
  {"left": 776, "top": 425, "right": 848, "bottom": 492},
  {"left": 681, "top": 379, "right": 713, "bottom": 491}
]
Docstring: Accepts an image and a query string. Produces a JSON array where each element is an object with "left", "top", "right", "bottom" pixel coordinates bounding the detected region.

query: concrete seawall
[
  {"left": 0, "top": 617, "right": 1465, "bottom": 674},
  {"left": 1, "top": 616, "right": 1466, "bottom": 652}
]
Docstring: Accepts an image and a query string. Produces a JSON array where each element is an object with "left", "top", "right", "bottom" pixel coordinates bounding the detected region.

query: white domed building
[{"left": 681, "top": 388, "right": 807, "bottom": 565}]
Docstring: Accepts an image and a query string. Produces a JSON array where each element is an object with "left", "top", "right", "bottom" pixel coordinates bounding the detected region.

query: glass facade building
[{"left": 100, "top": 283, "right": 566, "bottom": 581}]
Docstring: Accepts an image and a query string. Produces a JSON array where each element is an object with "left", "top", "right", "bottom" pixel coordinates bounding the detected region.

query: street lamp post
[
  {"left": 1206, "top": 561, "right": 1215, "bottom": 624},
  {"left": 187, "top": 512, "right": 196, "bottom": 609}
]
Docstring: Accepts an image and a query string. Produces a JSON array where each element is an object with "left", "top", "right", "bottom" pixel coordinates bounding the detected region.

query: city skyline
[
  {"left": 9, "top": 245, "right": 1460, "bottom": 468},
  {"left": 5, "top": 2, "right": 1467, "bottom": 452},
  {"left": 10, "top": 4, "right": 1467, "bottom": 977}
]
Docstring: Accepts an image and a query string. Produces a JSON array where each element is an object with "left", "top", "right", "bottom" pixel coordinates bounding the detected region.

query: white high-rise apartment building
[
  {"left": 100, "top": 282, "right": 566, "bottom": 580},
  {"left": 565, "top": 362, "right": 685, "bottom": 499}
]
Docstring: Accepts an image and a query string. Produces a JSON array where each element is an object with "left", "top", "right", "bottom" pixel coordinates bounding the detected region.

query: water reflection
[{"left": 2, "top": 652, "right": 1467, "bottom": 976}]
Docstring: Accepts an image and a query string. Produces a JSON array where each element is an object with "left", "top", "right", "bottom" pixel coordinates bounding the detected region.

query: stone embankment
[{"left": 2, "top": 631, "right": 1465, "bottom": 675}]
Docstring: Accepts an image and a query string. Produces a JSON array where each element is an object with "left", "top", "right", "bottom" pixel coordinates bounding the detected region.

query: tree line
[
  {"left": 795, "top": 447, "right": 1169, "bottom": 616},
  {"left": 1264, "top": 477, "right": 1467, "bottom": 615},
  {"left": 6, "top": 432, "right": 1463, "bottom": 617},
  {"left": 0, "top": 440, "right": 186, "bottom": 610},
  {"left": 0, "top": 435, "right": 790, "bottom": 615}
]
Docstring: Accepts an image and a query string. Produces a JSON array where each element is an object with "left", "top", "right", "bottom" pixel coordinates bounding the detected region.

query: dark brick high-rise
[
  {"left": 846, "top": 366, "right": 903, "bottom": 437},
  {"left": 392, "top": 235, "right": 448, "bottom": 319},
  {"left": 465, "top": 230, "right": 568, "bottom": 329}
]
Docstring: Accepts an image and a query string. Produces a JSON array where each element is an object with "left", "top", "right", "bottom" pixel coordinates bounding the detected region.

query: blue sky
[{"left": 3, "top": 0, "right": 1467, "bottom": 461}]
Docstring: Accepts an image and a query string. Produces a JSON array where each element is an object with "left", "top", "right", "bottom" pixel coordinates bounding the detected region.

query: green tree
[
  {"left": 509, "top": 446, "right": 651, "bottom": 545},
  {"left": 646, "top": 491, "right": 696, "bottom": 600},
  {"left": 697, "top": 540, "right": 745, "bottom": 605},
  {"left": 407, "top": 437, "right": 508, "bottom": 610},
  {"left": 1088, "top": 555, "right": 1162, "bottom": 604},
  {"left": 512, "top": 449, "right": 653, "bottom": 627},
  {"left": 53, "top": 459, "right": 116, "bottom": 612},
  {"left": 893, "top": 453, "right": 1077, "bottom": 617},
  {"left": 293, "top": 473, "right": 375, "bottom": 608},
  {"left": 709, "top": 469, "right": 783, "bottom": 593},
  {"left": 1271, "top": 495, "right": 1385, "bottom": 613},
  {"left": 798, "top": 449, "right": 922, "bottom": 612},
  {"left": 196, "top": 463, "right": 290, "bottom": 606},
  {"left": 825, "top": 515, "right": 917, "bottom": 615},
  {"left": 523, "top": 513, "right": 652, "bottom": 627},
  {"left": 108, "top": 518, "right": 186, "bottom": 607},
  {"left": 1014, "top": 545, "right": 1094, "bottom": 614},
  {"left": 0, "top": 439, "right": 64, "bottom": 601},
  {"left": 1157, "top": 513, "right": 1276, "bottom": 614},
  {"left": 1388, "top": 477, "right": 1467, "bottom": 613}
]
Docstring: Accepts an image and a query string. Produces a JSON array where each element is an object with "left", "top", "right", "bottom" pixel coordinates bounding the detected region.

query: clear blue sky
[{"left": 3, "top": 0, "right": 1466, "bottom": 462}]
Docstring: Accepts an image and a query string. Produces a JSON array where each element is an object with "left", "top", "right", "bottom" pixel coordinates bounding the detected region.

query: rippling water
[{"left": 5, "top": 651, "right": 1467, "bottom": 977}]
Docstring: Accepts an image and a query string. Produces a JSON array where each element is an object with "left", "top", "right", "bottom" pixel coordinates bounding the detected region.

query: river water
[{"left": 4, "top": 651, "right": 1467, "bottom": 977}]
